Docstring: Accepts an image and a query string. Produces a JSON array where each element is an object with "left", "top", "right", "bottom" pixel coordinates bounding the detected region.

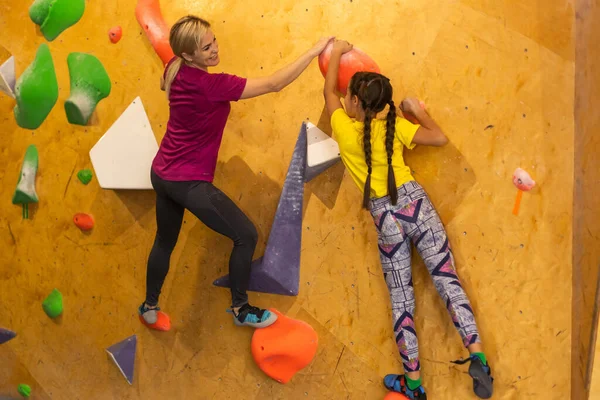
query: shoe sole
[
  {"left": 233, "top": 313, "right": 278, "bottom": 328},
  {"left": 469, "top": 365, "right": 493, "bottom": 399}
]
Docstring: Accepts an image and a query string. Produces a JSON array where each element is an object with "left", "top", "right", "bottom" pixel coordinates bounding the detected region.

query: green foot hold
[
  {"left": 13, "top": 145, "right": 39, "bottom": 219},
  {"left": 18, "top": 384, "right": 31, "bottom": 398},
  {"left": 77, "top": 169, "right": 93, "bottom": 184},
  {"left": 14, "top": 44, "right": 58, "bottom": 130},
  {"left": 29, "top": 0, "right": 85, "bottom": 41},
  {"left": 65, "top": 53, "right": 111, "bottom": 125},
  {"left": 42, "top": 288, "right": 63, "bottom": 318}
]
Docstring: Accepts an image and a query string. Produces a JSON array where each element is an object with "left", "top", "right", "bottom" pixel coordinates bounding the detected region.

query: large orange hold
[
  {"left": 135, "top": 0, "right": 175, "bottom": 65},
  {"left": 383, "top": 392, "right": 409, "bottom": 400},
  {"left": 251, "top": 309, "right": 318, "bottom": 384},
  {"left": 73, "top": 213, "right": 94, "bottom": 231},
  {"left": 318, "top": 42, "right": 381, "bottom": 95}
]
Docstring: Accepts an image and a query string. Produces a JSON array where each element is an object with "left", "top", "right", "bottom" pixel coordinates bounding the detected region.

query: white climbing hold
[
  {"left": 89, "top": 97, "right": 158, "bottom": 189},
  {"left": 305, "top": 122, "right": 340, "bottom": 168},
  {"left": 0, "top": 56, "right": 16, "bottom": 98}
]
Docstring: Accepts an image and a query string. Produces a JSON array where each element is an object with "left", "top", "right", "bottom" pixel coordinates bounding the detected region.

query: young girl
[
  {"left": 323, "top": 40, "right": 493, "bottom": 399},
  {"left": 140, "top": 15, "right": 333, "bottom": 331}
]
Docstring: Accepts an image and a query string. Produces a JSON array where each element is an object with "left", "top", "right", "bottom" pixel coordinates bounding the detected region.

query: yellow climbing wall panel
[{"left": 0, "top": 0, "right": 574, "bottom": 399}]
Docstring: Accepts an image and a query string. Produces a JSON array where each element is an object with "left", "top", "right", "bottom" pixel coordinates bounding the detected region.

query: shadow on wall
[
  {"left": 114, "top": 189, "right": 156, "bottom": 221},
  {"left": 310, "top": 106, "right": 345, "bottom": 209},
  {"left": 0, "top": 346, "right": 52, "bottom": 399},
  {"left": 405, "top": 142, "right": 476, "bottom": 224}
]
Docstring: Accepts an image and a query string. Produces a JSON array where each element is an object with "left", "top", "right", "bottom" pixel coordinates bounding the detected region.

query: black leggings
[{"left": 145, "top": 170, "right": 257, "bottom": 308}]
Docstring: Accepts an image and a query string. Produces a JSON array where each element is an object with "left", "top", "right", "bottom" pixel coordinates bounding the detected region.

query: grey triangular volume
[
  {"left": 0, "top": 56, "right": 15, "bottom": 98},
  {"left": 214, "top": 123, "right": 308, "bottom": 296},
  {"left": 106, "top": 334, "right": 137, "bottom": 384}
]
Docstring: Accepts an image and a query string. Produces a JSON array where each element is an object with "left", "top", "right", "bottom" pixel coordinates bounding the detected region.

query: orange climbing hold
[
  {"left": 138, "top": 311, "right": 171, "bottom": 331},
  {"left": 73, "top": 213, "right": 94, "bottom": 231},
  {"left": 135, "top": 0, "right": 174, "bottom": 65},
  {"left": 383, "top": 392, "right": 409, "bottom": 400},
  {"left": 108, "top": 26, "right": 122, "bottom": 44},
  {"left": 318, "top": 41, "right": 381, "bottom": 95},
  {"left": 251, "top": 309, "right": 318, "bottom": 384}
]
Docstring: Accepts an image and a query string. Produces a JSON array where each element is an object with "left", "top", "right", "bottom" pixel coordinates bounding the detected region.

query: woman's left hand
[{"left": 310, "top": 36, "right": 335, "bottom": 57}]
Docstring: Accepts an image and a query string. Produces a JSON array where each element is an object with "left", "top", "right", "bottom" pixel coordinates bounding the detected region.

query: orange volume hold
[
  {"left": 73, "top": 213, "right": 94, "bottom": 231},
  {"left": 318, "top": 41, "right": 380, "bottom": 96},
  {"left": 384, "top": 392, "right": 409, "bottom": 400},
  {"left": 251, "top": 309, "right": 318, "bottom": 384},
  {"left": 135, "top": 0, "right": 175, "bottom": 65}
]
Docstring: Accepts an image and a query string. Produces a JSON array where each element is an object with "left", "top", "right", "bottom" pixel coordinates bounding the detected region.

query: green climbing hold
[
  {"left": 18, "top": 384, "right": 31, "bottom": 398},
  {"left": 14, "top": 44, "right": 58, "bottom": 130},
  {"left": 29, "top": 0, "right": 85, "bottom": 41},
  {"left": 42, "top": 288, "right": 63, "bottom": 318},
  {"left": 77, "top": 169, "right": 93, "bottom": 184},
  {"left": 65, "top": 53, "right": 111, "bottom": 125},
  {"left": 13, "top": 145, "right": 39, "bottom": 219}
]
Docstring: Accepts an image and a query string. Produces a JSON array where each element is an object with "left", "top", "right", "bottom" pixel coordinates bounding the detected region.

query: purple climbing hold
[
  {"left": 214, "top": 123, "right": 313, "bottom": 296},
  {"left": 0, "top": 328, "right": 16, "bottom": 344},
  {"left": 106, "top": 334, "right": 136, "bottom": 385}
]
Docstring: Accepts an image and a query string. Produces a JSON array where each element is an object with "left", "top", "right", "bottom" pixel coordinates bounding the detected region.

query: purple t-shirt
[{"left": 152, "top": 59, "right": 247, "bottom": 182}]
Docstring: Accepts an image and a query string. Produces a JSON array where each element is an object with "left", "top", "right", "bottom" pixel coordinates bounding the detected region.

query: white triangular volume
[
  {"left": 305, "top": 122, "right": 340, "bottom": 167},
  {"left": 90, "top": 97, "right": 158, "bottom": 189},
  {"left": 0, "top": 56, "right": 15, "bottom": 98}
]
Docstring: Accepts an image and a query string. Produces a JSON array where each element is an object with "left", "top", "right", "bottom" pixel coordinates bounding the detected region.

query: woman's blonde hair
[{"left": 164, "top": 15, "right": 211, "bottom": 98}]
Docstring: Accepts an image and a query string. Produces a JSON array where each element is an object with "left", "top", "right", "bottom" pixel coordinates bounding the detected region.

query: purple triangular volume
[
  {"left": 0, "top": 328, "right": 16, "bottom": 344},
  {"left": 213, "top": 123, "right": 310, "bottom": 296},
  {"left": 106, "top": 334, "right": 136, "bottom": 385}
]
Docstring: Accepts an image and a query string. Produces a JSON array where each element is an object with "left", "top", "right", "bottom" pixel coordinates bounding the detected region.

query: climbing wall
[
  {"left": 0, "top": 0, "right": 574, "bottom": 399},
  {"left": 574, "top": 0, "right": 600, "bottom": 398}
]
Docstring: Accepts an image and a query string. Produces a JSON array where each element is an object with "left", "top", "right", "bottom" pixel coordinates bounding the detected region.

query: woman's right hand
[{"left": 310, "top": 36, "right": 336, "bottom": 57}]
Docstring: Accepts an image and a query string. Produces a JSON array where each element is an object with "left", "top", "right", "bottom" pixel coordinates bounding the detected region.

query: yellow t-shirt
[{"left": 331, "top": 107, "right": 420, "bottom": 199}]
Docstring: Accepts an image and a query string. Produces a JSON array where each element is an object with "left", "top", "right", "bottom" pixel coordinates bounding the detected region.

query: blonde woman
[{"left": 139, "top": 15, "right": 333, "bottom": 331}]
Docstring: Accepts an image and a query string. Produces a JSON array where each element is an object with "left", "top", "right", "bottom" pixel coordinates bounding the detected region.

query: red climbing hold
[
  {"left": 108, "top": 26, "right": 122, "bottom": 44},
  {"left": 73, "top": 213, "right": 94, "bottom": 231},
  {"left": 383, "top": 392, "right": 409, "bottom": 400},
  {"left": 135, "top": 0, "right": 175, "bottom": 65},
  {"left": 318, "top": 41, "right": 381, "bottom": 95},
  {"left": 251, "top": 309, "right": 318, "bottom": 384},
  {"left": 138, "top": 310, "right": 171, "bottom": 331}
]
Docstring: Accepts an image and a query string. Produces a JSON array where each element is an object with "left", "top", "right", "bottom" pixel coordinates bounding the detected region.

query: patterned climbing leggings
[{"left": 369, "top": 180, "right": 481, "bottom": 373}]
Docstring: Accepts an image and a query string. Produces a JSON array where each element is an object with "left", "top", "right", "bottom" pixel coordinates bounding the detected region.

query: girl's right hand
[{"left": 400, "top": 97, "right": 425, "bottom": 119}]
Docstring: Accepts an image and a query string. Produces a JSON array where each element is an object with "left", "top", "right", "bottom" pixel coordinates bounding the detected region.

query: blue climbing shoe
[
  {"left": 451, "top": 355, "right": 493, "bottom": 399},
  {"left": 383, "top": 374, "right": 427, "bottom": 400},
  {"left": 228, "top": 303, "right": 277, "bottom": 328}
]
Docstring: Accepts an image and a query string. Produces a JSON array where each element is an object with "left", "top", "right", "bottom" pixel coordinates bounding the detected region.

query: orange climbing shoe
[
  {"left": 251, "top": 309, "right": 318, "bottom": 384},
  {"left": 138, "top": 303, "right": 171, "bottom": 331}
]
